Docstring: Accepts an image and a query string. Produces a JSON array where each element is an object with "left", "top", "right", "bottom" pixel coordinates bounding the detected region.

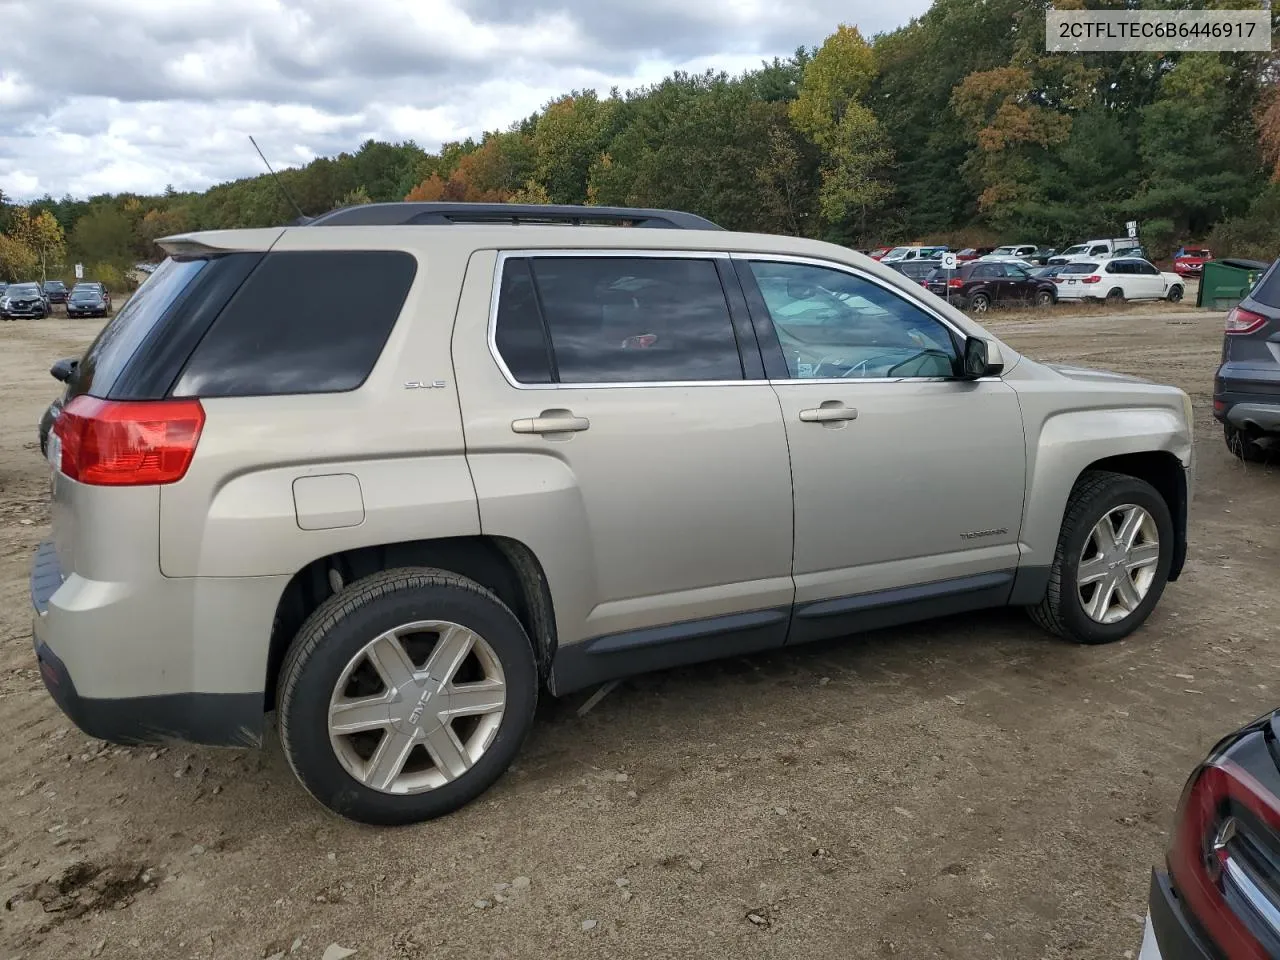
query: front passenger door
[{"left": 736, "top": 257, "right": 1027, "bottom": 644}]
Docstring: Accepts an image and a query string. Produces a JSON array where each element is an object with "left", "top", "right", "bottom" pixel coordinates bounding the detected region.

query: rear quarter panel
[{"left": 159, "top": 228, "right": 483, "bottom": 580}]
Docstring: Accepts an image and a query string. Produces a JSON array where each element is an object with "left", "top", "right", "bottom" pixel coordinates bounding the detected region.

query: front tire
[
  {"left": 1167, "top": 286, "right": 1183, "bottom": 303},
  {"left": 277, "top": 568, "right": 538, "bottom": 825},
  {"left": 1035, "top": 290, "right": 1055, "bottom": 307},
  {"left": 1028, "top": 471, "right": 1173, "bottom": 645}
]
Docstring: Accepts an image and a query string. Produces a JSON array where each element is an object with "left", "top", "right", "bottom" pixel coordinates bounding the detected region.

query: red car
[
  {"left": 956, "top": 247, "right": 994, "bottom": 262},
  {"left": 1174, "top": 248, "right": 1212, "bottom": 277},
  {"left": 868, "top": 246, "right": 893, "bottom": 261}
]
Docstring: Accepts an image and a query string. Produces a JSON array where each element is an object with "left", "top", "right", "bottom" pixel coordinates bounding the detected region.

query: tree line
[{"left": 2, "top": 0, "right": 1278, "bottom": 288}]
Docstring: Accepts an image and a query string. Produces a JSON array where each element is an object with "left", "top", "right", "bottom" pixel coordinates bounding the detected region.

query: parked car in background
[
  {"left": 1, "top": 282, "right": 50, "bottom": 319},
  {"left": 1214, "top": 256, "right": 1280, "bottom": 463},
  {"left": 43, "top": 280, "right": 68, "bottom": 307},
  {"left": 29, "top": 201, "right": 1193, "bottom": 825},
  {"left": 868, "top": 246, "right": 893, "bottom": 261},
  {"left": 1174, "top": 248, "right": 1213, "bottom": 278},
  {"left": 980, "top": 244, "right": 1038, "bottom": 262},
  {"left": 956, "top": 247, "right": 994, "bottom": 262},
  {"left": 1054, "top": 258, "right": 1184, "bottom": 305},
  {"left": 1029, "top": 264, "right": 1070, "bottom": 281},
  {"left": 882, "top": 244, "right": 948, "bottom": 264},
  {"left": 1029, "top": 247, "right": 1058, "bottom": 265},
  {"left": 1139, "top": 706, "right": 1280, "bottom": 959},
  {"left": 66, "top": 284, "right": 111, "bottom": 318},
  {"left": 1049, "top": 238, "right": 1142, "bottom": 265},
  {"left": 924, "top": 260, "right": 1057, "bottom": 312},
  {"left": 887, "top": 259, "right": 944, "bottom": 283}
]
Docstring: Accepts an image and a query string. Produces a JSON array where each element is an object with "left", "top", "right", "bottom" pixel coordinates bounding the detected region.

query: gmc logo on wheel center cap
[{"left": 408, "top": 687, "right": 433, "bottom": 725}]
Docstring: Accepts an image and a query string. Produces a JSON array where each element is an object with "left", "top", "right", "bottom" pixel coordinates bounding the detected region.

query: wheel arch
[
  {"left": 1082, "top": 452, "right": 1187, "bottom": 582},
  {"left": 264, "top": 535, "right": 558, "bottom": 710}
]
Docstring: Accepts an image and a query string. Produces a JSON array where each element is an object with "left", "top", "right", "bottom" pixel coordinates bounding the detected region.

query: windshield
[
  {"left": 45, "top": 281, "right": 66, "bottom": 290},
  {"left": 70, "top": 289, "right": 101, "bottom": 301},
  {"left": 1062, "top": 245, "right": 1087, "bottom": 255},
  {"left": 991, "top": 246, "right": 1017, "bottom": 256},
  {"left": 6, "top": 284, "right": 39, "bottom": 296},
  {"left": 1060, "top": 262, "right": 1098, "bottom": 275},
  {"left": 883, "top": 247, "right": 910, "bottom": 258}
]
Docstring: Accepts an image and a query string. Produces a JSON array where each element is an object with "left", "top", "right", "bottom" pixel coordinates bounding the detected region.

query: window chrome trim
[
  {"left": 487, "top": 248, "right": 765, "bottom": 390},
  {"left": 485, "top": 248, "right": 999, "bottom": 390}
]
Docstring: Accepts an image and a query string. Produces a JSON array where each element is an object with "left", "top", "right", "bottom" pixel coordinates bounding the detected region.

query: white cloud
[{"left": 0, "top": 0, "right": 931, "bottom": 200}]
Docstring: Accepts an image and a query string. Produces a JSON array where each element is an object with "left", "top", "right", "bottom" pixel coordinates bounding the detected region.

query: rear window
[
  {"left": 76, "top": 257, "right": 209, "bottom": 398},
  {"left": 173, "top": 250, "right": 416, "bottom": 398},
  {"left": 1059, "top": 262, "right": 1098, "bottom": 275}
]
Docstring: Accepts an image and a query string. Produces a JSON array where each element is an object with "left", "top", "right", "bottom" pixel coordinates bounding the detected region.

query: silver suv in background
[
  {"left": 1215, "top": 257, "right": 1280, "bottom": 462},
  {"left": 32, "top": 203, "right": 1194, "bottom": 824}
]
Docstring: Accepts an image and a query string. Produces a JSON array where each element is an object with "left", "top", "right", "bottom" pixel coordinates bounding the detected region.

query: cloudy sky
[{"left": 0, "top": 0, "right": 930, "bottom": 201}]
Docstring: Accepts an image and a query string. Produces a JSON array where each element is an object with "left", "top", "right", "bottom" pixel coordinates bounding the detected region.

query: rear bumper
[
  {"left": 1145, "top": 869, "right": 1215, "bottom": 960},
  {"left": 30, "top": 538, "right": 284, "bottom": 747},
  {"left": 34, "top": 638, "right": 260, "bottom": 747},
  {"left": 1214, "top": 372, "right": 1280, "bottom": 433}
]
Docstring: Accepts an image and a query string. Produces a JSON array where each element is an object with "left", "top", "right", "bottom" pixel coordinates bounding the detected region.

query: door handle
[
  {"left": 799, "top": 403, "right": 859, "bottom": 423},
  {"left": 511, "top": 409, "right": 591, "bottom": 435}
]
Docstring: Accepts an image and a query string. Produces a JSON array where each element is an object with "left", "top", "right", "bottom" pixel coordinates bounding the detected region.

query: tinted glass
[
  {"left": 70, "top": 289, "right": 100, "bottom": 301},
  {"left": 1105, "top": 261, "right": 1126, "bottom": 274},
  {"left": 1089, "top": 245, "right": 1109, "bottom": 255},
  {"left": 76, "top": 257, "right": 208, "bottom": 398},
  {"left": 749, "top": 261, "right": 956, "bottom": 380},
  {"left": 1249, "top": 259, "right": 1280, "bottom": 308},
  {"left": 973, "top": 265, "right": 999, "bottom": 279},
  {"left": 1062, "top": 245, "right": 1087, "bottom": 255},
  {"left": 493, "top": 258, "right": 552, "bottom": 384},
  {"left": 173, "top": 250, "right": 416, "bottom": 397},
  {"left": 1060, "top": 262, "right": 1098, "bottom": 275},
  {"left": 1006, "top": 265, "right": 1030, "bottom": 279},
  {"left": 7, "top": 283, "right": 40, "bottom": 296},
  {"left": 1136, "top": 260, "right": 1160, "bottom": 276},
  {"left": 529, "top": 257, "right": 742, "bottom": 384}
]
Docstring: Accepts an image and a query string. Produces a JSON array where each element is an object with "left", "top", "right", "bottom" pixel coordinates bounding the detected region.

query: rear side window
[
  {"left": 173, "top": 250, "right": 416, "bottom": 397},
  {"left": 77, "top": 257, "right": 209, "bottom": 399},
  {"left": 1250, "top": 259, "right": 1280, "bottom": 307},
  {"left": 494, "top": 256, "right": 744, "bottom": 384}
]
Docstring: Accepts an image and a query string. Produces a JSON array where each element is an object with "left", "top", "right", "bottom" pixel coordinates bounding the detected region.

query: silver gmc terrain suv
[{"left": 32, "top": 203, "right": 1194, "bottom": 824}]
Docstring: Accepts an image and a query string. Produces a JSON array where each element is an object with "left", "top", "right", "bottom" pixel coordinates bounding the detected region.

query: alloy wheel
[
  {"left": 1075, "top": 504, "right": 1160, "bottom": 624},
  {"left": 327, "top": 620, "right": 506, "bottom": 795}
]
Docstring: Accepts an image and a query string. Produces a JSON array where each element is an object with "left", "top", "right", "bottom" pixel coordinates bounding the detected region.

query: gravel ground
[{"left": 1, "top": 305, "right": 1277, "bottom": 960}]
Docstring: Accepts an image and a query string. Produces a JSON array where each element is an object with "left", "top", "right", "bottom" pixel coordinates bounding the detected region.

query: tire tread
[{"left": 1028, "top": 469, "right": 1132, "bottom": 641}]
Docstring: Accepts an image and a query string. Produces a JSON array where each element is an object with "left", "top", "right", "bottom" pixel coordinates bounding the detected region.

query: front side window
[
  {"left": 748, "top": 261, "right": 957, "bottom": 380},
  {"left": 1089, "top": 245, "right": 1109, "bottom": 256},
  {"left": 520, "top": 256, "right": 743, "bottom": 384},
  {"left": 1136, "top": 261, "right": 1161, "bottom": 276}
]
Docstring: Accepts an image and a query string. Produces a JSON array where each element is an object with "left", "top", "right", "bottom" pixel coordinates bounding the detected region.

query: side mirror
[
  {"left": 960, "top": 337, "right": 1004, "bottom": 379},
  {"left": 50, "top": 357, "right": 78, "bottom": 383}
]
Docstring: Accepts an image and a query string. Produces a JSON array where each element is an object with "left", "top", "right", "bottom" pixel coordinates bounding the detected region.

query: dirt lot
[{"left": 1, "top": 306, "right": 1277, "bottom": 960}]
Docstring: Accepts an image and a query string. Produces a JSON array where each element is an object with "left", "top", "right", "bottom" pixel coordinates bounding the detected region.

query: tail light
[
  {"left": 1082, "top": 275, "right": 1102, "bottom": 284},
  {"left": 1168, "top": 760, "right": 1280, "bottom": 959},
  {"left": 947, "top": 278, "right": 965, "bottom": 289},
  {"left": 1226, "top": 307, "right": 1267, "bottom": 335},
  {"left": 53, "top": 396, "right": 204, "bottom": 486}
]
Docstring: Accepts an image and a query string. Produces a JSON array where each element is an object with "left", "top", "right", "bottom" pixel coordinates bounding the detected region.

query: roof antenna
[{"left": 249, "top": 135, "right": 312, "bottom": 225}]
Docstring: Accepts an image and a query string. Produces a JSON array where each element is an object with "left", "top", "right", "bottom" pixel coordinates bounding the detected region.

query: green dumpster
[{"left": 1197, "top": 257, "right": 1270, "bottom": 309}]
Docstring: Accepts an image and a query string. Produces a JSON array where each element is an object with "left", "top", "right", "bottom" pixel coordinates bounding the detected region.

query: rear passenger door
[{"left": 453, "top": 251, "right": 796, "bottom": 678}]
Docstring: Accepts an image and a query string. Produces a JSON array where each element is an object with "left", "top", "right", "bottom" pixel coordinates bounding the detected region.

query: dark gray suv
[{"left": 1215, "top": 257, "right": 1280, "bottom": 462}]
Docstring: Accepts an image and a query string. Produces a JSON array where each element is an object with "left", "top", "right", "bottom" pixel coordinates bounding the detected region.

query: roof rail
[{"left": 306, "top": 202, "right": 723, "bottom": 231}]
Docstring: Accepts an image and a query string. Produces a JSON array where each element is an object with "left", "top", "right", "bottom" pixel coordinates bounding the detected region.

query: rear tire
[
  {"left": 970, "top": 292, "right": 990, "bottom": 313},
  {"left": 1028, "top": 471, "right": 1173, "bottom": 645},
  {"left": 277, "top": 568, "right": 538, "bottom": 825},
  {"left": 1105, "top": 287, "right": 1125, "bottom": 305}
]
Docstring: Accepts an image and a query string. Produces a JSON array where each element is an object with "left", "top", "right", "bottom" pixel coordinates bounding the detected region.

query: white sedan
[{"left": 1054, "top": 257, "right": 1185, "bottom": 304}]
